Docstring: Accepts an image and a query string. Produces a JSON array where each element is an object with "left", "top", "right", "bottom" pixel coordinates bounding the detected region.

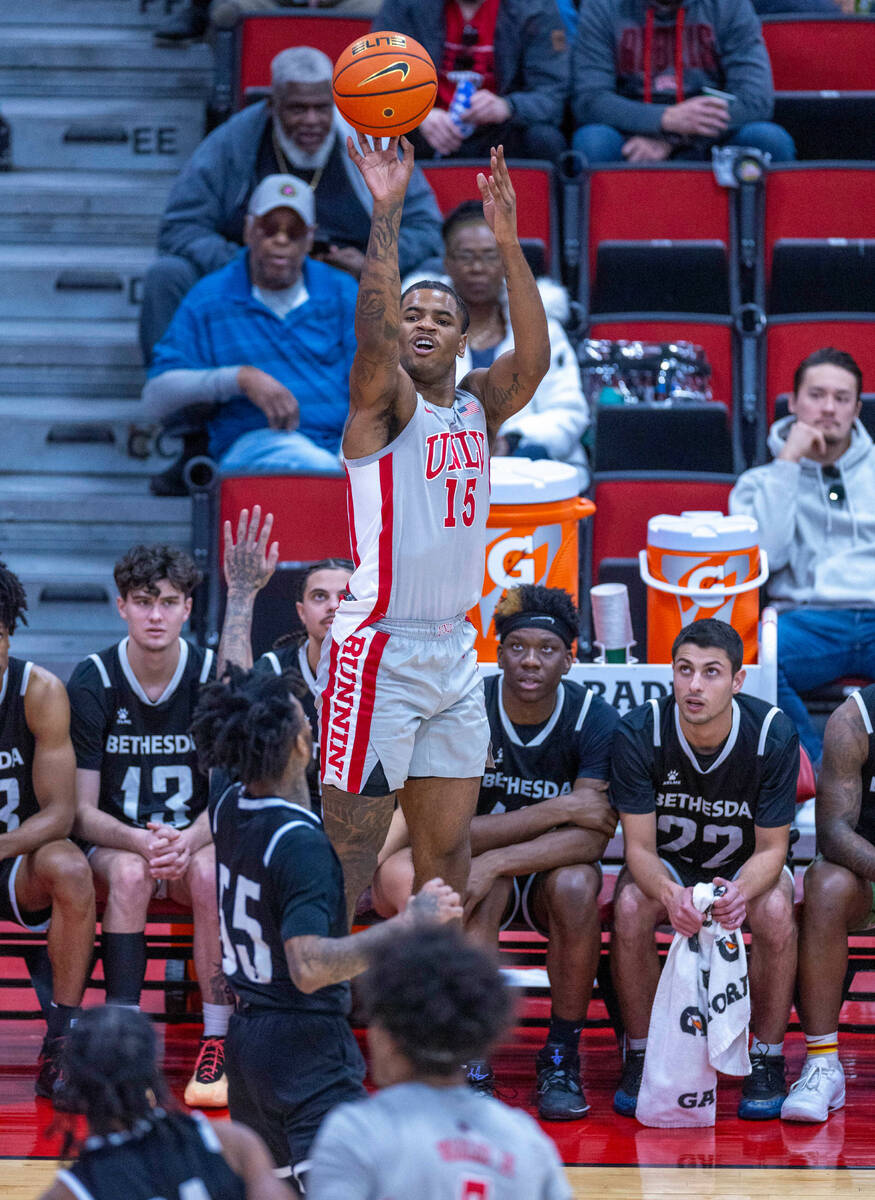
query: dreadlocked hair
[
  {"left": 60, "top": 1006, "right": 171, "bottom": 1140},
  {"left": 0, "top": 560, "right": 28, "bottom": 635},
  {"left": 360, "top": 926, "right": 513, "bottom": 1076},
  {"left": 493, "top": 585, "right": 578, "bottom": 640},
  {"left": 191, "top": 664, "right": 306, "bottom": 784}
]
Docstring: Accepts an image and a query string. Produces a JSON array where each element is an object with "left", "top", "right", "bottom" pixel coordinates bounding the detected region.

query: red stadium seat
[
  {"left": 797, "top": 746, "right": 817, "bottom": 805},
  {"left": 761, "top": 15, "right": 875, "bottom": 92},
  {"left": 234, "top": 13, "right": 370, "bottom": 107},
  {"left": 765, "top": 316, "right": 875, "bottom": 424},
  {"left": 217, "top": 473, "right": 350, "bottom": 569},
  {"left": 764, "top": 165, "right": 875, "bottom": 281},
  {"left": 420, "top": 159, "right": 560, "bottom": 276}
]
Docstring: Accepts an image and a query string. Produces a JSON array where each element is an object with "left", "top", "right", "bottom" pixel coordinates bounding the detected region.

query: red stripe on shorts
[{"left": 347, "top": 629, "right": 389, "bottom": 795}]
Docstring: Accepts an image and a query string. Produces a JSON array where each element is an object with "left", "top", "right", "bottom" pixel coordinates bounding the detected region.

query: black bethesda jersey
[
  {"left": 611, "top": 693, "right": 799, "bottom": 882},
  {"left": 478, "top": 674, "right": 618, "bottom": 816},
  {"left": 851, "top": 685, "right": 875, "bottom": 845},
  {"left": 257, "top": 641, "right": 321, "bottom": 809},
  {"left": 210, "top": 782, "right": 349, "bottom": 1015},
  {"left": 0, "top": 657, "right": 37, "bottom": 836},
  {"left": 67, "top": 638, "right": 215, "bottom": 830},
  {"left": 57, "top": 1109, "right": 246, "bottom": 1200}
]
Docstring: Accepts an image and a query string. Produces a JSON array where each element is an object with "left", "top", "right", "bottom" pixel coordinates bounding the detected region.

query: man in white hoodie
[{"left": 730, "top": 348, "right": 875, "bottom": 769}]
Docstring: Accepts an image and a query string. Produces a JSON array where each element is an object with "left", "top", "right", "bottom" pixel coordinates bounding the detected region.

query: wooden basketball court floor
[{"left": 4, "top": 975, "right": 875, "bottom": 1200}]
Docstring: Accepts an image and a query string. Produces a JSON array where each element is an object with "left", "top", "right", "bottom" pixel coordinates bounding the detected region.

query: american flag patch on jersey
[{"left": 457, "top": 398, "right": 480, "bottom": 418}]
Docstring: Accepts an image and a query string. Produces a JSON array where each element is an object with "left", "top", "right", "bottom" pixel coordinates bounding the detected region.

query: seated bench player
[
  {"left": 782, "top": 682, "right": 875, "bottom": 1123},
  {"left": 610, "top": 618, "right": 799, "bottom": 1121},
  {"left": 0, "top": 561, "right": 95, "bottom": 1102},
  {"left": 374, "top": 585, "right": 618, "bottom": 1120},
  {"left": 66, "top": 544, "right": 232, "bottom": 1108},
  {"left": 215, "top": 505, "right": 352, "bottom": 814}
]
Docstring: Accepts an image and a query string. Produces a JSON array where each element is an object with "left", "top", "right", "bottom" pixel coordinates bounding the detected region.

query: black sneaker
[
  {"left": 465, "top": 1059, "right": 495, "bottom": 1097},
  {"left": 535, "top": 1043, "right": 589, "bottom": 1120},
  {"left": 738, "top": 1052, "right": 786, "bottom": 1120},
  {"left": 35, "top": 1035, "right": 64, "bottom": 1102},
  {"left": 613, "top": 1048, "right": 646, "bottom": 1117}
]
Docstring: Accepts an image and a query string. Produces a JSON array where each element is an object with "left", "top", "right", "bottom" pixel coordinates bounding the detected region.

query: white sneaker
[{"left": 781, "top": 1056, "right": 845, "bottom": 1123}]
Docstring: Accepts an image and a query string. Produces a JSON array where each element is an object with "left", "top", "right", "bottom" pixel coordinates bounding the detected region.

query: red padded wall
[{"left": 218, "top": 474, "right": 350, "bottom": 568}]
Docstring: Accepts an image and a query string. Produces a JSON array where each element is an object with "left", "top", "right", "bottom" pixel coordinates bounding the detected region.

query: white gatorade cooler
[
  {"left": 469, "top": 458, "right": 594, "bottom": 660},
  {"left": 639, "top": 511, "right": 769, "bottom": 664}
]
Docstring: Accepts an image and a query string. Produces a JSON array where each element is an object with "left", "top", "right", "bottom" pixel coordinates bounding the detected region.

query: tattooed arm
[
  {"left": 284, "top": 877, "right": 462, "bottom": 994},
  {"left": 344, "top": 134, "right": 418, "bottom": 459},
  {"left": 462, "top": 146, "right": 550, "bottom": 444},
  {"left": 216, "top": 506, "right": 279, "bottom": 674},
  {"left": 816, "top": 698, "right": 875, "bottom": 878}
]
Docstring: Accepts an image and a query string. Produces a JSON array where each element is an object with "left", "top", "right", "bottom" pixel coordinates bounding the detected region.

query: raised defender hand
[
  {"left": 346, "top": 132, "right": 415, "bottom": 205},
  {"left": 404, "top": 877, "right": 464, "bottom": 925},
  {"left": 476, "top": 145, "right": 518, "bottom": 247},
  {"left": 223, "top": 505, "right": 279, "bottom": 597}
]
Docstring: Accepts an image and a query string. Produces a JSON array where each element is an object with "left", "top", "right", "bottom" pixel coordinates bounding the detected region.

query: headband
[{"left": 498, "top": 612, "right": 576, "bottom": 648}]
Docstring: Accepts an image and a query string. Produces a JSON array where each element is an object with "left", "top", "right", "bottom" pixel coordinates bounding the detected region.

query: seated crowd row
[{"left": 0, "top": 525, "right": 870, "bottom": 1157}]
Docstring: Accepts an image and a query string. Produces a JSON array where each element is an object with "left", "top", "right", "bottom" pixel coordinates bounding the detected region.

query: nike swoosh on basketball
[{"left": 360, "top": 61, "right": 411, "bottom": 86}]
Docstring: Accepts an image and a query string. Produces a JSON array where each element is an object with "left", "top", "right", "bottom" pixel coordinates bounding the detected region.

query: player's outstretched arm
[
  {"left": 217, "top": 506, "right": 279, "bottom": 675},
  {"left": 815, "top": 698, "right": 875, "bottom": 877},
  {"left": 471, "top": 147, "right": 550, "bottom": 442},
  {"left": 0, "top": 669, "right": 76, "bottom": 861},
  {"left": 284, "top": 877, "right": 462, "bottom": 994}
]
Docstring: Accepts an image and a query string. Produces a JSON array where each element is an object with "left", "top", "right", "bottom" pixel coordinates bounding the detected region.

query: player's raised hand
[
  {"left": 405, "top": 877, "right": 464, "bottom": 925},
  {"left": 346, "top": 132, "right": 414, "bottom": 205},
  {"left": 476, "top": 145, "right": 518, "bottom": 248},
  {"left": 223, "top": 505, "right": 279, "bottom": 597}
]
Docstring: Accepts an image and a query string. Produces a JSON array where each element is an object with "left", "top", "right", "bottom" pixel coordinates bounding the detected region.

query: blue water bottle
[{"left": 447, "top": 71, "right": 481, "bottom": 139}]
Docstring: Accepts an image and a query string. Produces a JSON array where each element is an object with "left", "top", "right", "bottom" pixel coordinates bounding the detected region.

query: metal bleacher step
[
  {"left": 0, "top": 396, "right": 178, "bottom": 476},
  {"left": 0, "top": 319, "right": 143, "bottom": 397},
  {"left": 2, "top": 96, "right": 206, "bottom": 173},
  {"left": 0, "top": 26, "right": 212, "bottom": 99},
  {"left": 0, "top": 171, "right": 171, "bottom": 245},
  {"left": 0, "top": 245, "right": 155, "bottom": 320},
  {"left": 0, "top": 0, "right": 189, "bottom": 28},
  {"left": 3, "top": 551, "right": 121, "bottom": 636}
]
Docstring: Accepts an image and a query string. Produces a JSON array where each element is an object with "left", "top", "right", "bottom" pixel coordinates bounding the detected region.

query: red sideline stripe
[
  {"left": 345, "top": 467, "right": 360, "bottom": 570},
  {"left": 319, "top": 636, "right": 341, "bottom": 781},
  {"left": 347, "top": 630, "right": 389, "bottom": 795}
]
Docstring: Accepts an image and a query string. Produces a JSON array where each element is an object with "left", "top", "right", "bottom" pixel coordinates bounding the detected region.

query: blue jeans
[
  {"left": 572, "top": 121, "right": 796, "bottom": 164},
  {"left": 219, "top": 427, "right": 342, "bottom": 474},
  {"left": 777, "top": 608, "right": 875, "bottom": 767}
]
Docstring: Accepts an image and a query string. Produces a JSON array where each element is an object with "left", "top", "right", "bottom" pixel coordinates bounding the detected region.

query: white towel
[{"left": 636, "top": 882, "right": 751, "bottom": 1127}]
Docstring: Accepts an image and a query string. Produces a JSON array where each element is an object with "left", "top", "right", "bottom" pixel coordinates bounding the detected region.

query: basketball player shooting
[{"left": 317, "top": 133, "right": 550, "bottom": 918}]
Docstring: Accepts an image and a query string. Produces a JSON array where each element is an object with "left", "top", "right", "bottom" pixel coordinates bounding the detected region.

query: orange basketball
[{"left": 332, "top": 30, "right": 437, "bottom": 138}]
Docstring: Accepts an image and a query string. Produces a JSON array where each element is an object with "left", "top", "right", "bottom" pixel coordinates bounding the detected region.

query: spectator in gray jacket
[
  {"left": 571, "top": 0, "right": 796, "bottom": 164},
  {"left": 139, "top": 45, "right": 443, "bottom": 360},
  {"left": 373, "top": 0, "right": 570, "bottom": 163},
  {"left": 730, "top": 348, "right": 875, "bottom": 769}
]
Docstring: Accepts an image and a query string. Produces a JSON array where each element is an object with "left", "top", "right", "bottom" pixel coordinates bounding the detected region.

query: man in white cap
[{"left": 141, "top": 172, "right": 358, "bottom": 473}]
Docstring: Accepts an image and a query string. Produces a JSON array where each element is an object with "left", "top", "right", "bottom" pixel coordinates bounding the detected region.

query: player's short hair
[
  {"left": 297, "top": 557, "right": 354, "bottom": 601},
  {"left": 361, "top": 925, "right": 512, "bottom": 1076},
  {"left": 400, "top": 280, "right": 470, "bottom": 333},
  {"left": 191, "top": 664, "right": 308, "bottom": 785},
  {"left": 442, "top": 199, "right": 488, "bottom": 245},
  {"left": 114, "top": 544, "right": 202, "bottom": 600},
  {"left": 493, "top": 585, "right": 578, "bottom": 648},
  {"left": 0, "top": 559, "right": 28, "bottom": 636},
  {"left": 671, "top": 618, "right": 744, "bottom": 676},
  {"left": 59, "top": 1006, "right": 171, "bottom": 1137},
  {"left": 271, "top": 46, "right": 333, "bottom": 90},
  {"left": 793, "top": 348, "right": 863, "bottom": 400}
]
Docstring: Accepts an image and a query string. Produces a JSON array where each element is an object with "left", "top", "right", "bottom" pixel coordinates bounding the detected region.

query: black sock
[
  {"left": 46, "top": 1002, "right": 80, "bottom": 1041},
  {"left": 546, "top": 1015, "right": 584, "bottom": 1050},
  {"left": 102, "top": 932, "right": 147, "bottom": 1006}
]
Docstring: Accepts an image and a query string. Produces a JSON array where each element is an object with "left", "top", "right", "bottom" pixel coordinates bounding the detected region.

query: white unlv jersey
[{"left": 332, "top": 388, "right": 490, "bottom": 641}]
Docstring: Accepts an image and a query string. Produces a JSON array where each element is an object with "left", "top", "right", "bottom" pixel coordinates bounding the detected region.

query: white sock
[
  {"left": 751, "top": 1037, "right": 783, "bottom": 1057},
  {"left": 805, "top": 1031, "right": 839, "bottom": 1062},
  {"left": 628, "top": 1037, "right": 648, "bottom": 1053},
  {"left": 202, "top": 1002, "right": 232, "bottom": 1038}
]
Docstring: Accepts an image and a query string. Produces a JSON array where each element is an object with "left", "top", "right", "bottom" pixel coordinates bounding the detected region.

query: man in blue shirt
[{"left": 142, "top": 174, "right": 357, "bottom": 474}]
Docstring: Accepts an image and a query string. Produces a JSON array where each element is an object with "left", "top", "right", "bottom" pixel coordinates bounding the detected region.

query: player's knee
[
  {"left": 545, "top": 866, "right": 600, "bottom": 928},
  {"left": 48, "top": 845, "right": 94, "bottom": 907},
  {"left": 104, "top": 853, "right": 153, "bottom": 906},
  {"left": 748, "top": 885, "right": 796, "bottom": 946},
  {"left": 186, "top": 850, "right": 218, "bottom": 907},
  {"left": 802, "top": 859, "right": 857, "bottom": 917},
  {"left": 611, "top": 880, "right": 654, "bottom": 937}
]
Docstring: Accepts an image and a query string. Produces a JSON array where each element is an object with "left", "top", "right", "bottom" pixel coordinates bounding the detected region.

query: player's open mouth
[{"left": 412, "top": 337, "right": 436, "bottom": 354}]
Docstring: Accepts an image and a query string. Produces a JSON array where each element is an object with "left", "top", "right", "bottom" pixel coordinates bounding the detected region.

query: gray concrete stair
[
  {"left": 0, "top": 0, "right": 190, "bottom": 28},
  {"left": 0, "top": 26, "right": 212, "bottom": 98},
  {"left": 0, "top": 172, "right": 171, "bottom": 244},
  {"left": 0, "top": 246, "right": 156, "bottom": 319},
  {"left": 2, "top": 96, "right": 206, "bottom": 172},
  {"left": 0, "top": 319, "right": 144, "bottom": 395}
]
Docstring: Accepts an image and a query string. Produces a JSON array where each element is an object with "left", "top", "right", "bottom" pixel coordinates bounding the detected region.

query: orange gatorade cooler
[
  {"left": 469, "top": 458, "right": 594, "bottom": 660},
  {"left": 639, "top": 511, "right": 769, "bottom": 664}
]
